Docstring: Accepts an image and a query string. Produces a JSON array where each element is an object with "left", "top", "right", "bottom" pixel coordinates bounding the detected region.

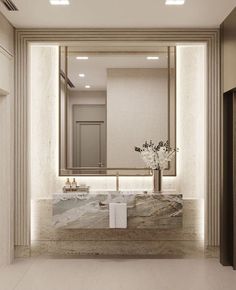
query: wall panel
[
  {"left": 0, "top": 12, "right": 14, "bottom": 266},
  {"left": 14, "top": 29, "right": 220, "bottom": 249}
]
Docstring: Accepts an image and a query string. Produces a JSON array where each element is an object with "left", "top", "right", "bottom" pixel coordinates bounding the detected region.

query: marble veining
[
  {"left": 28, "top": 198, "right": 204, "bottom": 258},
  {"left": 52, "top": 191, "right": 183, "bottom": 229}
]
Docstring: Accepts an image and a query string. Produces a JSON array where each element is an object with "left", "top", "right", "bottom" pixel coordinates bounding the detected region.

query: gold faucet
[{"left": 116, "top": 171, "right": 119, "bottom": 192}]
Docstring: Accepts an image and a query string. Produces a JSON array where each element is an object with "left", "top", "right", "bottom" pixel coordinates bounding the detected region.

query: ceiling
[
  {"left": 0, "top": 0, "right": 235, "bottom": 28},
  {"left": 67, "top": 51, "right": 173, "bottom": 90}
]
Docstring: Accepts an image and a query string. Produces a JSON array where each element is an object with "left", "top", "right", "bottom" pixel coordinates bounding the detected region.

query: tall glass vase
[{"left": 153, "top": 169, "right": 162, "bottom": 193}]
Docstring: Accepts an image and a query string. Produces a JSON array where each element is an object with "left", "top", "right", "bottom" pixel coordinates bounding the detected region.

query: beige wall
[
  {"left": 30, "top": 46, "right": 176, "bottom": 200},
  {"left": 221, "top": 7, "right": 236, "bottom": 93},
  {"left": 30, "top": 46, "right": 62, "bottom": 200},
  {"left": 107, "top": 68, "right": 168, "bottom": 168},
  {"left": 0, "top": 12, "right": 14, "bottom": 266},
  {"left": 13, "top": 28, "right": 221, "bottom": 249},
  {"left": 176, "top": 45, "right": 206, "bottom": 199},
  {"left": 30, "top": 45, "right": 207, "bottom": 200}
]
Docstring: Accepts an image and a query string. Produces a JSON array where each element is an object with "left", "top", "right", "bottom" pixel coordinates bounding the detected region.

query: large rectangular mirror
[{"left": 59, "top": 45, "right": 176, "bottom": 176}]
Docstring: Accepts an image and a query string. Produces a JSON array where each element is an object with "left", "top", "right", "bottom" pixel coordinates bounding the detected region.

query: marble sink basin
[
  {"left": 102, "top": 191, "right": 136, "bottom": 207},
  {"left": 53, "top": 191, "right": 136, "bottom": 208}
]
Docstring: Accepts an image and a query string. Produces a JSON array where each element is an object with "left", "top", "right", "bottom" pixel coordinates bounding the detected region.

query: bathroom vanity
[{"left": 53, "top": 191, "right": 183, "bottom": 229}]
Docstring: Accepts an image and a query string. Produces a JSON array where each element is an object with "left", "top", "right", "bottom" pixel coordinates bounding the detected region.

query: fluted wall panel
[{"left": 14, "top": 29, "right": 220, "bottom": 247}]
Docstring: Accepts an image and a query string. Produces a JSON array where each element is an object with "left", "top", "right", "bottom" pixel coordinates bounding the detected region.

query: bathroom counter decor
[
  {"left": 52, "top": 191, "right": 183, "bottom": 229},
  {"left": 135, "top": 140, "right": 179, "bottom": 193}
]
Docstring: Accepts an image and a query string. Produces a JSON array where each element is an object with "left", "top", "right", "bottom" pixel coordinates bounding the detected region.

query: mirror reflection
[{"left": 59, "top": 46, "right": 176, "bottom": 176}]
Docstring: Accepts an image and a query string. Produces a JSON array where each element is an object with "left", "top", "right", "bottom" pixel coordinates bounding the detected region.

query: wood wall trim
[{"left": 14, "top": 28, "right": 220, "bottom": 247}]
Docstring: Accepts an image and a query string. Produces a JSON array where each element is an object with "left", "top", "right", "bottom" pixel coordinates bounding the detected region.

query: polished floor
[{"left": 0, "top": 258, "right": 235, "bottom": 290}]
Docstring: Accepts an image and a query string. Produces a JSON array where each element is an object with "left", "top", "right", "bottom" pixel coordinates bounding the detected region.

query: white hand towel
[
  {"left": 109, "top": 203, "right": 116, "bottom": 228},
  {"left": 115, "top": 203, "right": 127, "bottom": 228},
  {"left": 109, "top": 203, "right": 127, "bottom": 228}
]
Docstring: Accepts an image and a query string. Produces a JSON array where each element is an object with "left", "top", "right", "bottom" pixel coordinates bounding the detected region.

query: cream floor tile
[
  {"left": 0, "top": 258, "right": 235, "bottom": 290},
  {"left": 0, "top": 258, "right": 35, "bottom": 290}
]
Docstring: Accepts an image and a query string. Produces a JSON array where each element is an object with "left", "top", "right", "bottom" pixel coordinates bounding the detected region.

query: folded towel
[
  {"left": 109, "top": 203, "right": 116, "bottom": 228},
  {"left": 109, "top": 203, "right": 127, "bottom": 228}
]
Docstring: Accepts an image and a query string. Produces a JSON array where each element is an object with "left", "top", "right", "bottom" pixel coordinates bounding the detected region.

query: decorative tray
[{"left": 62, "top": 185, "right": 90, "bottom": 193}]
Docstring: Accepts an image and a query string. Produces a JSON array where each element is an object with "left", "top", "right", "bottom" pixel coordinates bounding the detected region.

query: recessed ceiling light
[
  {"left": 165, "top": 0, "right": 185, "bottom": 5},
  {"left": 50, "top": 0, "right": 70, "bottom": 5},
  {"left": 79, "top": 73, "right": 85, "bottom": 78},
  {"left": 146, "top": 56, "right": 159, "bottom": 60},
  {"left": 76, "top": 56, "right": 89, "bottom": 60},
  {"left": 85, "top": 85, "right": 91, "bottom": 89}
]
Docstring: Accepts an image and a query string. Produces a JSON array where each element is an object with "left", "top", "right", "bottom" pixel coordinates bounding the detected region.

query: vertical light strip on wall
[{"left": 176, "top": 45, "right": 206, "bottom": 239}]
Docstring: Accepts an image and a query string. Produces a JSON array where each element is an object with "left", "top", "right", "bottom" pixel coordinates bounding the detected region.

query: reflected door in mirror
[{"left": 72, "top": 104, "right": 106, "bottom": 168}]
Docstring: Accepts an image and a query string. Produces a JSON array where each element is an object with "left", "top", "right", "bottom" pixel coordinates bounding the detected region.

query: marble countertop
[
  {"left": 52, "top": 191, "right": 183, "bottom": 229},
  {"left": 53, "top": 190, "right": 181, "bottom": 198}
]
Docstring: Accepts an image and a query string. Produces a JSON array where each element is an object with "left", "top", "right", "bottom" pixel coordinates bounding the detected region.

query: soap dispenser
[
  {"left": 71, "top": 178, "right": 77, "bottom": 191},
  {"left": 65, "top": 178, "right": 71, "bottom": 191}
]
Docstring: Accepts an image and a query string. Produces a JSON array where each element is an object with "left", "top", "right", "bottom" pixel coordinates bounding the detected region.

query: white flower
[{"left": 137, "top": 140, "right": 178, "bottom": 170}]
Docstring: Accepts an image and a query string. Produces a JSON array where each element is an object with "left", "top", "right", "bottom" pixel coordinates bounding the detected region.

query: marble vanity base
[
  {"left": 31, "top": 240, "right": 203, "bottom": 258},
  {"left": 30, "top": 241, "right": 219, "bottom": 259},
  {"left": 26, "top": 198, "right": 213, "bottom": 258}
]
